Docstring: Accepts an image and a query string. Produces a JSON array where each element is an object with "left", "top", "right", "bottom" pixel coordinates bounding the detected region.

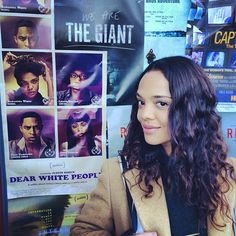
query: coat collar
[
  {"left": 124, "top": 168, "right": 171, "bottom": 235},
  {"left": 124, "top": 167, "right": 235, "bottom": 236}
]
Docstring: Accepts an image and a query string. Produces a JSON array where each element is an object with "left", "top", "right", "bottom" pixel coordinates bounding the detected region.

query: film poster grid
[
  {"left": 185, "top": 0, "right": 236, "bottom": 110},
  {"left": 0, "top": 0, "right": 145, "bottom": 163},
  {"left": 0, "top": 0, "right": 144, "bottom": 202},
  {"left": 0, "top": 2, "right": 106, "bottom": 161},
  {"left": 0, "top": 0, "right": 140, "bottom": 232}
]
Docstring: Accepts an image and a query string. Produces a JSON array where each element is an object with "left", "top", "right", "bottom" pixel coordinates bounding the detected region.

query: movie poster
[
  {"left": 185, "top": 0, "right": 236, "bottom": 111},
  {"left": 8, "top": 193, "right": 88, "bottom": 236},
  {"left": 144, "top": 0, "right": 190, "bottom": 67},
  {"left": 0, "top": 1, "right": 108, "bottom": 196},
  {"left": 3, "top": 51, "right": 54, "bottom": 106},
  {"left": 3, "top": 49, "right": 107, "bottom": 198},
  {"left": 54, "top": 0, "right": 144, "bottom": 106}
]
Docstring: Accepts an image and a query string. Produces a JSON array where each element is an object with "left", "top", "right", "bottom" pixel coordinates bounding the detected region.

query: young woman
[
  {"left": 57, "top": 57, "right": 102, "bottom": 106},
  {"left": 70, "top": 56, "right": 236, "bottom": 235},
  {"left": 60, "top": 112, "right": 102, "bottom": 158}
]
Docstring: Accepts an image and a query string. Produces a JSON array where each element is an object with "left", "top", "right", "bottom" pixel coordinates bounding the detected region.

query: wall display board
[
  {"left": 0, "top": 0, "right": 146, "bottom": 200},
  {"left": 4, "top": 0, "right": 233, "bottom": 234},
  {"left": 185, "top": 0, "right": 236, "bottom": 112},
  {"left": 0, "top": 0, "right": 144, "bottom": 235},
  {"left": 185, "top": 0, "right": 236, "bottom": 157}
]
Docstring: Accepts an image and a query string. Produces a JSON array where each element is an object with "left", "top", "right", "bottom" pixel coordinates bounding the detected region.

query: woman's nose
[{"left": 140, "top": 104, "right": 155, "bottom": 120}]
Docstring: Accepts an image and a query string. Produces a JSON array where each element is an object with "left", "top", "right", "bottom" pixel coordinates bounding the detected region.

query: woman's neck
[
  {"left": 71, "top": 88, "right": 81, "bottom": 99},
  {"left": 76, "top": 135, "right": 87, "bottom": 145}
]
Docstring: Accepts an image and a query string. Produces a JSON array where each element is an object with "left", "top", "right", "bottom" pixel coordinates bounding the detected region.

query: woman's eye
[
  {"left": 156, "top": 101, "right": 169, "bottom": 108},
  {"left": 31, "top": 79, "right": 38, "bottom": 84},
  {"left": 72, "top": 124, "right": 77, "bottom": 129},
  {"left": 137, "top": 100, "right": 144, "bottom": 106}
]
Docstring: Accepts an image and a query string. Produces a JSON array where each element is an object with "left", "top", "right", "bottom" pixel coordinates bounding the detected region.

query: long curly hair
[{"left": 120, "top": 56, "right": 236, "bottom": 229}]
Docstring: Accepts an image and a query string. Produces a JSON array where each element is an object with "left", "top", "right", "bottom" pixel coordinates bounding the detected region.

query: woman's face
[
  {"left": 71, "top": 121, "right": 89, "bottom": 137},
  {"left": 137, "top": 70, "right": 172, "bottom": 155},
  {"left": 69, "top": 70, "right": 86, "bottom": 89}
]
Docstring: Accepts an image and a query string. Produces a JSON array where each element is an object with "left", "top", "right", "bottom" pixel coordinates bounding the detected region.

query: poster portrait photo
[
  {"left": 3, "top": 51, "right": 54, "bottom": 106},
  {"left": 7, "top": 109, "right": 55, "bottom": 160},
  {"left": 0, "top": 0, "right": 51, "bottom": 14},
  {"left": 0, "top": 16, "right": 51, "bottom": 49},
  {"left": 58, "top": 108, "right": 102, "bottom": 158},
  {"left": 56, "top": 52, "right": 103, "bottom": 106}
]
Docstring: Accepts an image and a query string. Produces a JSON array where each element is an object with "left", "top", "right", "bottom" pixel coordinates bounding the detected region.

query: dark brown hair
[{"left": 120, "top": 56, "right": 235, "bottom": 229}]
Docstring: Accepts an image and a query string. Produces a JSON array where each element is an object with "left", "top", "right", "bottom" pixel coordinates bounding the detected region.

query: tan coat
[{"left": 70, "top": 157, "right": 236, "bottom": 236}]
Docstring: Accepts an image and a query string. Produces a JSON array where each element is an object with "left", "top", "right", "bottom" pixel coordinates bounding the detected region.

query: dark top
[{"left": 158, "top": 150, "right": 208, "bottom": 236}]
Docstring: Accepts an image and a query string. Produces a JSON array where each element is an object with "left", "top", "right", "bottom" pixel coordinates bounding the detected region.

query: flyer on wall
[
  {"left": 144, "top": 0, "right": 190, "bottom": 68},
  {"left": 185, "top": 0, "right": 236, "bottom": 112},
  {"left": 54, "top": 0, "right": 144, "bottom": 106}
]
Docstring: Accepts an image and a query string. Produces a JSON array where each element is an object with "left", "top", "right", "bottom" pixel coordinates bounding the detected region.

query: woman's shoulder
[{"left": 100, "top": 157, "right": 123, "bottom": 174}]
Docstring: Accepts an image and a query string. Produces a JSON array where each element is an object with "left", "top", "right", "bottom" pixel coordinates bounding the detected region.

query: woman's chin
[{"left": 74, "top": 133, "right": 85, "bottom": 138}]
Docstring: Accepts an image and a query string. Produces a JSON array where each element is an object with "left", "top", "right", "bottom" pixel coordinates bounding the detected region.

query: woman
[
  {"left": 3, "top": 52, "right": 54, "bottom": 106},
  {"left": 60, "top": 112, "right": 102, "bottom": 157},
  {"left": 70, "top": 56, "right": 236, "bottom": 235},
  {"left": 57, "top": 59, "right": 102, "bottom": 106}
]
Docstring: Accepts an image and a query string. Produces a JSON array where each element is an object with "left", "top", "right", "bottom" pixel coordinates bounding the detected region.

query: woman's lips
[{"left": 142, "top": 125, "right": 160, "bottom": 134}]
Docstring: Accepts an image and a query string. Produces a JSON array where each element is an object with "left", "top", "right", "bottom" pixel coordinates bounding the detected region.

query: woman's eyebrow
[
  {"left": 153, "top": 95, "right": 172, "bottom": 99},
  {"left": 136, "top": 92, "right": 171, "bottom": 99}
]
